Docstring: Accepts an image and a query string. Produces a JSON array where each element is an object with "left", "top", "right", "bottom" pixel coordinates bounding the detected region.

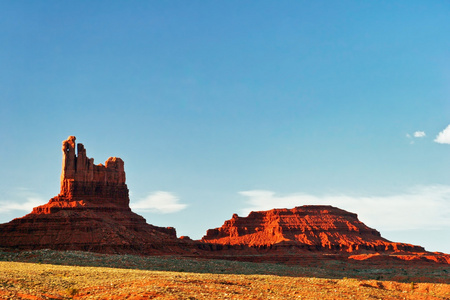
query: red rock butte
[
  {"left": 202, "top": 206, "right": 423, "bottom": 252},
  {"left": 198, "top": 207, "right": 450, "bottom": 264},
  {"left": 0, "top": 136, "right": 183, "bottom": 254}
]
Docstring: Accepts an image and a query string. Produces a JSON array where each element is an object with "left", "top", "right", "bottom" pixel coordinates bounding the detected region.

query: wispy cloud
[
  {"left": 239, "top": 186, "right": 450, "bottom": 232},
  {"left": 434, "top": 124, "right": 450, "bottom": 144},
  {"left": 130, "top": 191, "right": 188, "bottom": 214},
  {"left": 413, "top": 131, "right": 426, "bottom": 138},
  {"left": 0, "top": 189, "right": 45, "bottom": 213},
  {"left": 406, "top": 131, "right": 426, "bottom": 143}
]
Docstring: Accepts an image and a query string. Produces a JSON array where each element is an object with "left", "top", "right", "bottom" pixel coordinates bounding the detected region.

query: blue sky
[{"left": 1, "top": 1, "right": 450, "bottom": 253}]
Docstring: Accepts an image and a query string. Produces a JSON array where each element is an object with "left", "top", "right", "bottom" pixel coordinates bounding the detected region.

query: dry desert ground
[{"left": 0, "top": 250, "right": 449, "bottom": 300}]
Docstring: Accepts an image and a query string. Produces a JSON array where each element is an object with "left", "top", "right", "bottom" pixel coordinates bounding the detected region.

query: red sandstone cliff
[
  {"left": 201, "top": 206, "right": 425, "bottom": 253},
  {"left": 0, "top": 136, "right": 182, "bottom": 254}
]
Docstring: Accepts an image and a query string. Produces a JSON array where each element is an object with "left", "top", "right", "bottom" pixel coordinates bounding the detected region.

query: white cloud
[
  {"left": 130, "top": 191, "right": 188, "bottom": 214},
  {"left": 434, "top": 124, "right": 450, "bottom": 144},
  {"left": 413, "top": 131, "right": 426, "bottom": 138},
  {"left": 0, "top": 197, "right": 44, "bottom": 213},
  {"left": 0, "top": 189, "right": 188, "bottom": 215},
  {"left": 406, "top": 131, "right": 426, "bottom": 144},
  {"left": 239, "top": 186, "right": 450, "bottom": 232},
  {"left": 0, "top": 189, "right": 45, "bottom": 213}
]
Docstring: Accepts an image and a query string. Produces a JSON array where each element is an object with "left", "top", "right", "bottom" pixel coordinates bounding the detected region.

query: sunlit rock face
[
  {"left": 57, "top": 136, "right": 127, "bottom": 207},
  {"left": 44, "top": 135, "right": 129, "bottom": 211},
  {"left": 0, "top": 136, "right": 181, "bottom": 254},
  {"left": 202, "top": 206, "right": 424, "bottom": 253}
]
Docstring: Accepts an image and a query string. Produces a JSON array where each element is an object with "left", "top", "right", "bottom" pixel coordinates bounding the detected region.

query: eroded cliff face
[
  {"left": 202, "top": 206, "right": 424, "bottom": 253},
  {"left": 0, "top": 136, "right": 181, "bottom": 254}
]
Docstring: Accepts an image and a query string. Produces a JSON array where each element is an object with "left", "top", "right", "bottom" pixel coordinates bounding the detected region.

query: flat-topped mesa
[
  {"left": 55, "top": 136, "right": 128, "bottom": 205},
  {"left": 202, "top": 205, "right": 425, "bottom": 253}
]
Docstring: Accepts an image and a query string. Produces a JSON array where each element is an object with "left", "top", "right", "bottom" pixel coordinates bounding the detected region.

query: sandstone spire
[
  {"left": 57, "top": 136, "right": 128, "bottom": 206},
  {"left": 61, "top": 135, "right": 76, "bottom": 181},
  {"left": 61, "top": 136, "right": 125, "bottom": 186}
]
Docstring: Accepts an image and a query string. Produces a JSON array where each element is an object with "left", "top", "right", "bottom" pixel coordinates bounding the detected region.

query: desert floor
[{"left": 0, "top": 249, "right": 449, "bottom": 299}]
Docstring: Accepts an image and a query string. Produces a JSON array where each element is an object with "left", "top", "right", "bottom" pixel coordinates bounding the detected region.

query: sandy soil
[
  {"left": 1, "top": 249, "right": 449, "bottom": 299},
  {"left": 1, "top": 261, "right": 449, "bottom": 300}
]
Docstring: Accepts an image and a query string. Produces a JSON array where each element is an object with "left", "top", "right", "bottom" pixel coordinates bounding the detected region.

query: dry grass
[
  {"left": 1, "top": 261, "right": 449, "bottom": 300},
  {"left": 1, "top": 249, "right": 449, "bottom": 284}
]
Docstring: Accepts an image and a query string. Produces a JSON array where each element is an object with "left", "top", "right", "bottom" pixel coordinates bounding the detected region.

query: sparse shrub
[{"left": 375, "top": 281, "right": 384, "bottom": 289}]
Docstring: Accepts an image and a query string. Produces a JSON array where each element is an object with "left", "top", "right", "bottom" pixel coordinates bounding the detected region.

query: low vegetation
[{"left": 0, "top": 249, "right": 449, "bottom": 299}]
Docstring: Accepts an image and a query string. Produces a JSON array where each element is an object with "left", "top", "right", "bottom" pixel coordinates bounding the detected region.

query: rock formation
[
  {"left": 201, "top": 206, "right": 424, "bottom": 253},
  {"left": 0, "top": 136, "right": 448, "bottom": 265},
  {"left": 0, "top": 136, "right": 183, "bottom": 254},
  {"left": 57, "top": 136, "right": 127, "bottom": 204}
]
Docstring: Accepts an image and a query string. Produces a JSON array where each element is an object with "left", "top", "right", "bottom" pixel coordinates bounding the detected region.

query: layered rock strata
[
  {"left": 0, "top": 136, "right": 181, "bottom": 254},
  {"left": 201, "top": 206, "right": 425, "bottom": 253}
]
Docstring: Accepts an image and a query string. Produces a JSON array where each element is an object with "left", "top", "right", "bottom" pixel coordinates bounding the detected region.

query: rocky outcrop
[
  {"left": 0, "top": 136, "right": 184, "bottom": 254},
  {"left": 201, "top": 206, "right": 425, "bottom": 253}
]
